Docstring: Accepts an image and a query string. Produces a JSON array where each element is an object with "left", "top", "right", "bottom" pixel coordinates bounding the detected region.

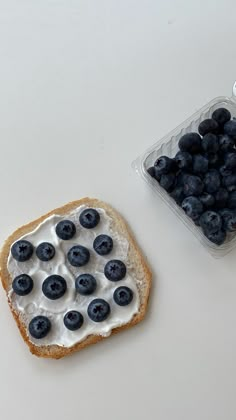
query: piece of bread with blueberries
[{"left": 0, "top": 198, "right": 151, "bottom": 359}]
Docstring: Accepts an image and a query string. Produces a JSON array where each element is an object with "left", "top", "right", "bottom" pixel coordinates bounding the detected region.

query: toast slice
[{"left": 0, "top": 198, "right": 151, "bottom": 359}]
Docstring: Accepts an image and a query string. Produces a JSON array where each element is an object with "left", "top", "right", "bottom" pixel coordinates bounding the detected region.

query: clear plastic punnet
[{"left": 133, "top": 81, "right": 236, "bottom": 258}]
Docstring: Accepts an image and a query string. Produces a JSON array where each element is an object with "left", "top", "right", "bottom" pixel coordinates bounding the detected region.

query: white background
[{"left": 0, "top": 1, "right": 236, "bottom": 419}]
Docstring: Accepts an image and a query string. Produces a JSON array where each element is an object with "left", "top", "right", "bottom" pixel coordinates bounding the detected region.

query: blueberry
[
  {"left": 174, "top": 151, "right": 192, "bottom": 170},
  {"left": 183, "top": 175, "right": 204, "bottom": 196},
  {"left": 12, "top": 274, "right": 33, "bottom": 296},
  {"left": 198, "top": 119, "right": 219, "bottom": 136},
  {"left": 204, "top": 170, "right": 221, "bottom": 194},
  {"left": 214, "top": 188, "right": 229, "bottom": 209},
  {"left": 36, "top": 242, "right": 55, "bottom": 261},
  {"left": 199, "top": 192, "right": 215, "bottom": 209},
  {"left": 153, "top": 169, "right": 161, "bottom": 181},
  {"left": 159, "top": 173, "right": 176, "bottom": 192},
  {"left": 79, "top": 208, "right": 100, "bottom": 229},
  {"left": 178, "top": 133, "right": 202, "bottom": 154},
  {"left": 104, "top": 260, "right": 126, "bottom": 281},
  {"left": 176, "top": 170, "right": 189, "bottom": 187},
  {"left": 192, "top": 154, "right": 208, "bottom": 174},
  {"left": 147, "top": 166, "right": 155, "bottom": 177},
  {"left": 75, "top": 274, "right": 97, "bottom": 295},
  {"left": 93, "top": 234, "right": 113, "bottom": 256},
  {"left": 223, "top": 174, "right": 236, "bottom": 192},
  {"left": 212, "top": 108, "right": 231, "bottom": 126},
  {"left": 199, "top": 211, "right": 222, "bottom": 234},
  {"left": 219, "top": 165, "right": 232, "bottom": 177},
  {"left": 224, "top": 213, "right": 236, "bottom": 232},
  {"left": 64, "top": 311, "right": 84, "bottom": 331},
  {"left": 29, "top": 316, "right": 51, "bottom": 339},
  {"left": 170, "top": 186, "right": 185, "bottom": 205},
  {"left": 11, "top": 240, "right": 33, "bottom": 262},
  {"left": 228, "top": 191, "right": 236, "bottom": 209},
  {"left": 182, "top": 196, "right": 203, "bottom": 220},
  {"left": 147, "top": 166, "right": 161, "bottom": 181},
  {"left": 87, "top": 299, "right": 110, "bottom": 322},
  {"left": 154, "top": 156, "right": 175, "bottom": 175},
  {"left": 224, "top": 120, "right": 236, "bottom": 139},
  {"left": 67, "top": 245, "right": 90, "bottom": 267},
  {"left": 56, "top": 220, "right": 76, "bottom": 240},
  {"left": 224, "top": 152, "right": 236, "bottom": 170},
  {"left": 153, "top": 167, "right": 161, "bottom": 181},
  {"left": 113, "top": 286, "right": 133, "bottom": 306},
  {"left": 219, "top": 209, "right": 236, "bottom": 232},
  {"left": 219, "top": 134, "right": 235, "bottom": 153},
  {"left": 204, "top": 229, "right": 226, "bottom": 245},
  {"left": 219, "top": 208, "right": 233, "bottom": 222},
  {"left": 42, "top": 275, "right": 67, "bottom": 300},
  {"left": 202, "top": 133, "right": 219, "bottom": 153},
  {"left": 206, "top": 153, "right": 222, "bottom": 169}
]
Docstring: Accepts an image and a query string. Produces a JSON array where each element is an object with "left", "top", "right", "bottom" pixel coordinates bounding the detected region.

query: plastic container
[{"left": 133, "top": 81, "right": 236, "bottom": 258}]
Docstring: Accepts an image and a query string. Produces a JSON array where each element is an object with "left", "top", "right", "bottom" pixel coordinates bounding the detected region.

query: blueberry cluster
[
  {"left": 11, "top": 208, "right": 134, "bottom": 340},
  {"left": 148, "top": 108, "right": 236, "bottom": 246}
]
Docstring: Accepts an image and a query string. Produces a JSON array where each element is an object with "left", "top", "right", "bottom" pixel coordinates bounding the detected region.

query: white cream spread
[{"left": 7, "top": 206, "right": 140, "bottom": 347}]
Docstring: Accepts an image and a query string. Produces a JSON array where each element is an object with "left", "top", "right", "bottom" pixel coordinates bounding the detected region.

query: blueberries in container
[{"left": 146, "top": 107, "right": 236, "bottom": 247}]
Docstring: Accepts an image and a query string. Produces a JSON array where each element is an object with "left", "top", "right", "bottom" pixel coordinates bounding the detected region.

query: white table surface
[{"left": 0, "top": 1, "right": 236, "bottom": 419}]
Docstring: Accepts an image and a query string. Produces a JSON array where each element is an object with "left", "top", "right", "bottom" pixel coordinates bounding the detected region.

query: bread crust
[{"left": 0, "top": 198, "right": 151, "bottom": 359}]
